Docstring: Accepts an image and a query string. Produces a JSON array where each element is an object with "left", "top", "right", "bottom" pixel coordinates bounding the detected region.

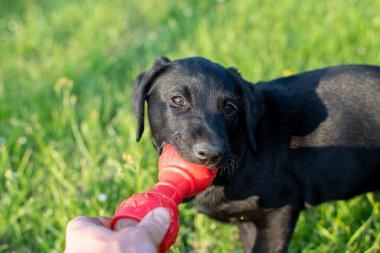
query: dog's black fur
[{"left": 132, "top": 56, "right": 380, "bottom": 252}]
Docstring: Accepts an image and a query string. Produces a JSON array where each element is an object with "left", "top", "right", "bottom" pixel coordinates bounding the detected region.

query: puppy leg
[
  {"left": 237, "top": 222, "right": 257, "bottom": 253},
  {"left": 252, "top": 205, "right": 301, "bottom": 253}
]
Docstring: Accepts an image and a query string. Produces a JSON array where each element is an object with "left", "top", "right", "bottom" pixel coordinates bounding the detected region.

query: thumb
[{"left": 136, "top": 207, "right": 171, "bottom": 246}]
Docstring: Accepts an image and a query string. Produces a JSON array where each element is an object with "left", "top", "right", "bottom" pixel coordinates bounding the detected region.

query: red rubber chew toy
[{"left": 110, "top": 144, "right": 217, "bottom": 253}]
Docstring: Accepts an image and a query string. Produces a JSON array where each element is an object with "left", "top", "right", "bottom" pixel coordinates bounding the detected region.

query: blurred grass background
[{"left": 1, "top": 0, "right": 380, "bottom": 252}]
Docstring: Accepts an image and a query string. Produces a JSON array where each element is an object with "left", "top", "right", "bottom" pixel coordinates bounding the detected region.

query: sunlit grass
[{"left": 1, "top": 0, "right": 379, "bottom": 252}]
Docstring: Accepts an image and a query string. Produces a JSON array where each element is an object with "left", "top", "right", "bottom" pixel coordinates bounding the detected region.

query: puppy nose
[{"left": 194, "top": 143, "right": 223, "bottom": 166}]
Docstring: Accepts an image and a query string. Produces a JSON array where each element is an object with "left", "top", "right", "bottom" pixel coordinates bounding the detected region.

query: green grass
[{"left": 1, "top": 0, "right": 380, "bottom": 252}]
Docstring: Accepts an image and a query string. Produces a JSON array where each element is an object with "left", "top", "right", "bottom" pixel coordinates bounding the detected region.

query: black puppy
[{"left": 132, "top": 56, "right": 380, "bottom": 252}]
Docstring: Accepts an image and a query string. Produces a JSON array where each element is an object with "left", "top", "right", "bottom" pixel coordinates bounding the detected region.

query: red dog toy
[{"left": 111, "top": 144, "right": 217, "bottom": 252}]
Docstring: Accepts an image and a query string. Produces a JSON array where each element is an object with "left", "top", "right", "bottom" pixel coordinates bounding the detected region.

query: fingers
[
  {"left": 88, "top": 216, "right": 113, "bottom": 228},
  {"left": 67, "top": 216, "right": 111, "bottom": 231},
  {"left": 135, "top": 207, "right": 171, "bottom": 246},
  {"left": 65, "top": 216, "right": 111, "bottom": 246},
  {"left": 115, "top": 218, "right": 139, "bottom": 231},
  {"left": 65, "top": 208, "right": 171, "bottom": 253},
  {"left": 65, "top": 216, "right": 92, "bottom": 247}
]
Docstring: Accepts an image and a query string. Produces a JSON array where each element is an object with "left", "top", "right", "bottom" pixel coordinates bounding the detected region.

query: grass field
[{"left": 1, "top": 0, "right": 380, "bottom": 252}]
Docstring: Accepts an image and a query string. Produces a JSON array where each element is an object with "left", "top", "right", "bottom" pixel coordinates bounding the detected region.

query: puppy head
[{"left": 132, "top": 56, "right": 263, "bottom": 168}]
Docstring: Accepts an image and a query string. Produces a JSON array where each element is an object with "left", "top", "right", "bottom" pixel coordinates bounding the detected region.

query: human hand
[{"left": 64, "top": 207, "right": 171, "bottom": 253}]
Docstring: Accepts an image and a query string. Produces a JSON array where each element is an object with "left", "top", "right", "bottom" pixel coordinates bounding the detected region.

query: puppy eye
[
  {"left": 224, "top": 102, "right": 238, "bottom": 115},
  {"left": 171, "top": 96, "right": 186, "bottom": 107}
]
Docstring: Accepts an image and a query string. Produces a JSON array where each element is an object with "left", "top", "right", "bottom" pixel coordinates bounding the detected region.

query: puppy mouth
[
  {"left": 200, "top": 157, "right": 223, "bottom": 169},
  {"left": 161, "top": 140, "right": 220, "bottom": 204},
  {"left": 166, "top": 140, "right": 239, "bottom": 175},
  {"left": 161, "top": 141, "right": 223, "bottom": 169}
]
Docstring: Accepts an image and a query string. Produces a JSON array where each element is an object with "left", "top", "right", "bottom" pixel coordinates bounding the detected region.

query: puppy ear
[
  {"left": 228, "top": 67, "right": 264, "bottom": 151},
  {"left": 132, "top": 56, "right": 171, "bottom": 141}
]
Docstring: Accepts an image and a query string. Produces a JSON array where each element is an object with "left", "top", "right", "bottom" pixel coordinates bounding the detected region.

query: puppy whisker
[{"left": 217, "top": 154, "right": 240, "bottom": 175}]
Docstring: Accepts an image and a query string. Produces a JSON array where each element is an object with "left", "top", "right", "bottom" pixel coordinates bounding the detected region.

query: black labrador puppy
[{"left": 132, "top": 56, "right": 380, "bottom": 252}]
